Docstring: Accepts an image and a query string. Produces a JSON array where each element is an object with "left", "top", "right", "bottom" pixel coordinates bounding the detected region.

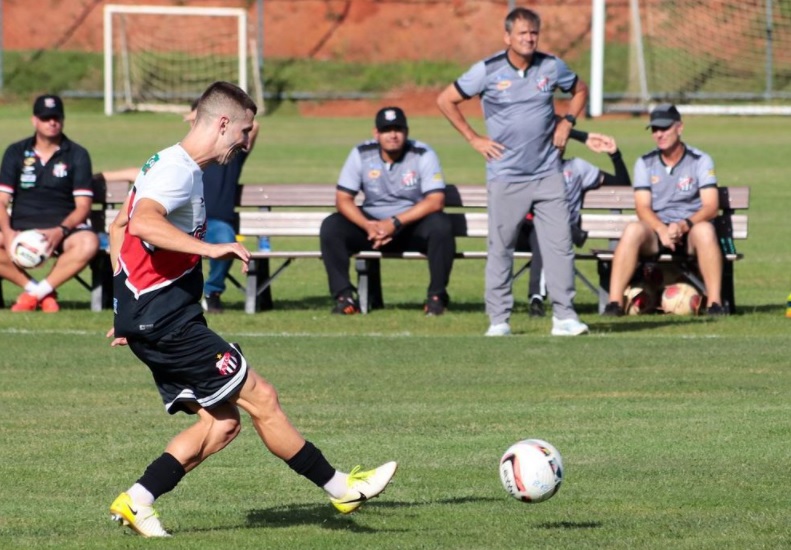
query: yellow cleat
[
  {"left": 330, "top": 461, "right": 398, "bottom": 514},
  {"left": 109, "top": 492, "right": 170, "bottom": 538}
]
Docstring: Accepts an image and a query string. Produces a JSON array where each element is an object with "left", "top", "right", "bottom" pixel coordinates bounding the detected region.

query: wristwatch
[
  {"left": 391, "top": 216, "right": 403, "bottom": 232},
  {"left": 59, "top": 225, "right": 71, "bottom": 237},
  {"left": 563, "top": 114, "right": 577, "bottom": 127}
]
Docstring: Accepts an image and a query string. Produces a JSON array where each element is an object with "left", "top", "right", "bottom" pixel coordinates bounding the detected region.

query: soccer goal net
[
  {"left": 596, "top": 0, "right": 791, "bottom": 115},
  {"left": 103, "top": 5, "right": 249, "bottom": 116}
]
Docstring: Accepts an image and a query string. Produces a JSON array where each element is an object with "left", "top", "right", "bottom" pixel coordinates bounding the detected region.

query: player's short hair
[
  {"left": 195, "top": 81, "right": 257, "bottom": 124},
  {"left": 505, "top": 7, "right": 541, "bottom": 33}
]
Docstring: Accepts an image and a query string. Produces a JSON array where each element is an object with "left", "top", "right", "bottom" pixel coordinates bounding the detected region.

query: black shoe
[
  {"left": 205, "top": 292, "right": 223, "bottom": 314},
  {"left": 424, "top": 294, "right": 447, "bottom": 316},
  {"left": 706, "top": 302, "right": 727, "bottom": 317},
  {"left": 602, "top": 301, "right": 624, "bottom": 317},
  {"left": 332, "top": 294, "right": 360, "bottom": 315},
  {"left": 529, "top": 297, "right": 545, "bottom": 318}
]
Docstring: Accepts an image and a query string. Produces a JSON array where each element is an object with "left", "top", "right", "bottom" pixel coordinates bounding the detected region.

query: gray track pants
[{"left": 485, "top": 172, "right": 579, "bottom": 324}]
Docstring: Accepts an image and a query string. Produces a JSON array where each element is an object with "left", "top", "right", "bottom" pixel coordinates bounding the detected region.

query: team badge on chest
[
  {"left": 401, "top": 170, "right": 417, "bottom": 188},
  {"left": 53, "top": 162, "right": 68, "bottom": 178}
]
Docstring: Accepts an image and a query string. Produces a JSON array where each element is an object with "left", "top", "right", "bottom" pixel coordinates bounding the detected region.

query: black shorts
[
  {"left": 128, "top": 319, "right": 249, "bottom": 415},
  {"left": 653, "top": 232, "right": 689, "bottom": 260}
]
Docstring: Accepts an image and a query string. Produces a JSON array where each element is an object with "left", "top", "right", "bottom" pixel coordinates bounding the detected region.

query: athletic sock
[
  {"left": 285, "top": 441, "right": 338, "bottom": 494},
  {"left": 23, "top": 280, "right": 38, "bottom": 294},
  {"left": 134, "top": 452, "right": 186, "bottom": 502},
  {"left": 322, "top": 471, "right": 350, "bottom": 499},
  {"left": 127, "top": 483, "right": 155, "bottom": 507},
  {"left": 31, "top": 280, "right": 53, "bottom": 299}
]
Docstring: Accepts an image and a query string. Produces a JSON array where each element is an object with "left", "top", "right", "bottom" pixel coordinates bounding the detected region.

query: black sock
[
  {"left": 136, "top": 453, "right": 186, "bottom": 500},
  {"left": 285, "top": 441, "right": 336, "bottom": 487}
]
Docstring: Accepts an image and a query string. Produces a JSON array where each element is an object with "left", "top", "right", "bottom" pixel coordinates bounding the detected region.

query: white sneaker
[
  {"left": 485, "top": 322, "right": 512, "bottom": 337},
  {"left": 551, "top": 316, "right": 589, "bottom": 336},
  {"left": 110, "top": 492, "right": 170, "bottom": 538},
  {"left": 330, "top": 461, "right": 398, "bottom": 514}
]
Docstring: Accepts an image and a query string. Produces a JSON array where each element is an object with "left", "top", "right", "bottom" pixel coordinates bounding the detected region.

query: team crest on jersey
[
  {"left": 650, "top": 176, "right": 661, "bottom": 185},
  {"left": 141, "top": 153, "right": 160, "bottom": 175},
  {"left": 563, "top": 169, "right": 574, "bottom": 185},
  {"left": 368, "top": 169, "right": 381, "bottom": 179},
  {"left": 215, "top": 351, "right": 239, "bottom": 376},
  {"left": 677, "top": 176, "right": 694, "bottom": 192},
  {"left": 193, "top": 222, "right": 207, "bottom": 241},
  {"left": 535, "top": 75, "right": 551, "bottom": 92},
  {"left": 401, "top": 170, "right": 417, "bottom": 188},
  {"left": 496, "top": 79, "right": 512, "bottom": 91},
  {"left": 52, "top": 162, "right": 68, "bottom": 178}
]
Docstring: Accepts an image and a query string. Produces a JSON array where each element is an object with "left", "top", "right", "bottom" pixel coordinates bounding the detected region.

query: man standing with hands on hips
[{"left": 437, "top": 7, "right": 589, "bottom": 336}]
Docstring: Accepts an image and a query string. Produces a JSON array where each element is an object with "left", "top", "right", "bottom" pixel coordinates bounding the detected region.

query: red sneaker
[
  {"left": 11, "top": 292, "right": 38, "bottom": 312},
  {"left": 40, "top": 292, "right": 60, "bottom": 313}
]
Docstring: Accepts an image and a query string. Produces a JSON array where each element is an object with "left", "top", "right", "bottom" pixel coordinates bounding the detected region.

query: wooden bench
[
  {"left": 0, "top": 177, "right": 130, "bottom": 311},
  {"left": 580, "top": 186, "right": 749, "bottom": 314},
  {"left": 237, "top": 183, "right": 602, "bottom": 314},
  {"left": 238, "top": 184, "right": 749, "bottom": 315},
  {"left": 2, "top": 180, "right": 745, "bottom": 315}
]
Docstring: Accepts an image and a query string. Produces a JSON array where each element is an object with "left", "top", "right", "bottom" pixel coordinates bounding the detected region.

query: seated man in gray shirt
[
  {"left": 602, "top": 104, "right": 725, "bottom": 317},
  {"left": 319, "top": 107, "right": 455, "bottom": 316}
]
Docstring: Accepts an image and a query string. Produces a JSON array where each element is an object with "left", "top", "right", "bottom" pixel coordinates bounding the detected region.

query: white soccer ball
[
  {"left": 10, "top": 230, "right": 50, "bottom": 268},
  {"left": 624, "top": 284, "right": 660, "bottom": 315},
  {"left": 499, "top": 438, "right": 564, "bottom": 503},
  {"left": 661, "top": 282, "right": 702, "bottom": 315}
]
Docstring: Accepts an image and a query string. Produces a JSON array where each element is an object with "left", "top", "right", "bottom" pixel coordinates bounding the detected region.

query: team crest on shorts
[{"left": 215, "top": 351, "right": 239, "bottom": 376}]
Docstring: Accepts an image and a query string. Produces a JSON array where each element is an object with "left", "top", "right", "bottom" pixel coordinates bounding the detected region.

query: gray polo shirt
[
  {"left": 562, "top": 157, "right": 601, "bottom": 226},
  {"left": 455, "top": 50, "right": 578, "bottom": 183},
  {"left": 337, "top": 139, "right": 445, "bottom": 219},
  {"left": 633, "top": 145, "right": 717, "bottom": 223}
]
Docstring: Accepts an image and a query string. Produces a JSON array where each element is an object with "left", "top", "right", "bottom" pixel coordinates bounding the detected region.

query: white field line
[{"left": 0, "top": 328, "right": 721, "bottom": 339}]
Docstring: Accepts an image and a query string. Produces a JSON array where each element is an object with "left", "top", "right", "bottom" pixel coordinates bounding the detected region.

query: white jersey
[
  {"left": 114, "top": 144, "right": 207, "bottom": 341},
  {"left": 132, "top": 144, "right": 206, "bottom": 242}
]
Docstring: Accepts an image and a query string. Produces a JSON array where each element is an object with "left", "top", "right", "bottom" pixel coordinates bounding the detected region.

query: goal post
[
  {"left": 103, "top": 4, "right": 248, "bottom": 116},
  {"left": 590, "top": 0, "right": 791, "bottom": 117}
]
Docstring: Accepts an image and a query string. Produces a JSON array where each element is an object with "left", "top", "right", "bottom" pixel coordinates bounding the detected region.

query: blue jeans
[{"left": 204, "top": 218, "right": 236, "bottom": 295}]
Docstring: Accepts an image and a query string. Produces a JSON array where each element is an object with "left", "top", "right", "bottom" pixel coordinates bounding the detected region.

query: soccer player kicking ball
[{"left": 106, "top": 81, "right": 396, "bottom": 538}]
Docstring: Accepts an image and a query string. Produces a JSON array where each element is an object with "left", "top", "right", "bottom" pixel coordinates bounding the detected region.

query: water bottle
[
  {"left": 786, "top": 292, "right": 791, "bottom": 318},
  {"left": 258, "top": 236, "right": 271, "bottom": 252},
  {"left": 98, "top": 232, "right": 110, "bottom": 250}
]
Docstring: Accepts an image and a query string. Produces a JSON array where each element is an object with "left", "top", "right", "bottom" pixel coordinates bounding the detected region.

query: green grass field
[{"left": 1, "top": 104, "right": 790, "bottom": 549}]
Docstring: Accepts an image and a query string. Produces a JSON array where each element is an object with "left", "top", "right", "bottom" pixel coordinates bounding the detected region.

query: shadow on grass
[
  {"left": 244, "top": 496, "right": 501, "bottom": 532},
  {"left": 536, "top": 520, "right": 603, "bottom": 530}
]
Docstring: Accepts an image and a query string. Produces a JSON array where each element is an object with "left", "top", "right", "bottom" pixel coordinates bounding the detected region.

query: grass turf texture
[{"left": 1, "top": 106, "right": 790, "bottom": 548}]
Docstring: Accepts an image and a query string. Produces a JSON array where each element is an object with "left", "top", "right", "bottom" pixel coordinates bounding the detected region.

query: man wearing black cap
[
  {"left": 0, "top": 94, "right": 98, "bottom": 312},
  {"left": 602, "top": 103, "right": 725, "bottom": 316},
  {"left": 319, "top": 106, "right": 455, "bottom": 315}
]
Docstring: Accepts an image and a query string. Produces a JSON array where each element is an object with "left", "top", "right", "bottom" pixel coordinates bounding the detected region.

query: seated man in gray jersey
[
  {"left": 602, "top": 104, "right": 725, "bottom": 317},
  {"left": 319, "top": 107, "right": 455, "bottom": 316},
  {"left": 518, "top": 130, "right": 631, "bottom": 318}
]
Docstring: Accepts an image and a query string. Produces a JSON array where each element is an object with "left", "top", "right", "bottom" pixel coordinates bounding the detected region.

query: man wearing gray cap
[
  {"left": 0, "top": 94, "right": 98, "bottom": 312},
  {"left": 602, "top": 103, "right": 725, "bottom": 316},
  {"left": 319, "top": 106, "right": 455, "bottom": 316}
]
